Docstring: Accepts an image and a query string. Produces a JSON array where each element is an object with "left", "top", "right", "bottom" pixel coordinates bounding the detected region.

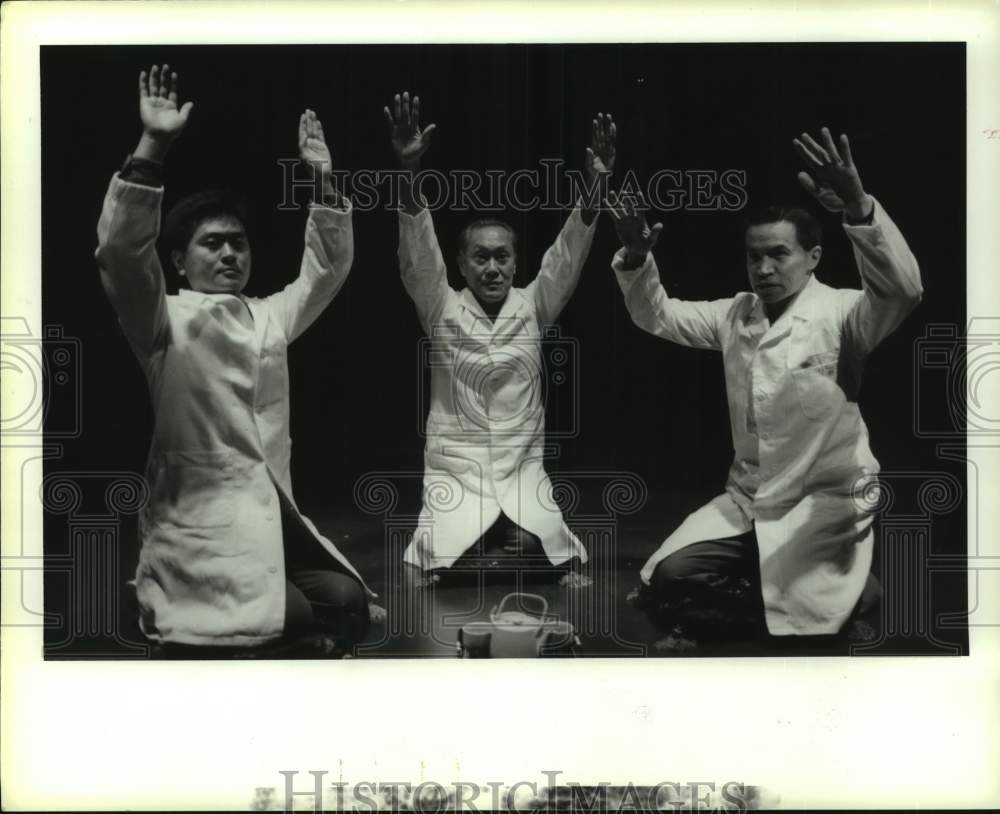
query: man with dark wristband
[
  {"left": 610, "top": 127, "right": 922, "bottom": 649},
  {"left": 96, "top": 64, "right": 378, "bottom": 654}
]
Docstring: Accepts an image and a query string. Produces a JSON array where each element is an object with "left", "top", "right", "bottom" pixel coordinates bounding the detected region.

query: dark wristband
[
  {"left": 119, "top": 153, "right": 164, "bottom": 187},
  {"left": 845, "top": 201, "right": 875, "bottom": 226}
]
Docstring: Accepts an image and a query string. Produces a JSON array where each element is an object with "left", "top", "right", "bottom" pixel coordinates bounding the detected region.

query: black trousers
[
  {"left": 646, "top": 529, "right": 881, "bottom": 640},
  {"left": 281, "top": 505, "right": 369, "bottom": 646},
  {"left": 434, "top": 512, "right": 583, "bottom": 579}
]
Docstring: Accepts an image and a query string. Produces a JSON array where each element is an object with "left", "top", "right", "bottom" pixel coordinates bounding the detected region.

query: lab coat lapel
[
  {"left": 737, "top": 296, "right": 768, "bottom": 347},
  {"left": 757, "top": 274, "right": 821, "bottom": 349},
  {"left": 458, "top": 287, "right": 528, "bottom": 339},
  {"left": 243, "top": 296, "right": 268, "bottom": 359}
]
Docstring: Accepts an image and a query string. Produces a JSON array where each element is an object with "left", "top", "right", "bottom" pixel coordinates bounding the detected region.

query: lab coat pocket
[
  {"left": 791, "top": 351, "right": 839, "bottom": 420},
  {"left": 154, "top": 450, "right": 236, "bottom": 529}
]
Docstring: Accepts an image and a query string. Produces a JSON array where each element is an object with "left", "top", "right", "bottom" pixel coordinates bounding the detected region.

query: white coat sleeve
[
  {"left": 398, "top": 207, "right": 451, "bottom": 333},
  {"left": 94, "top": 173, "right": 170, "bottom": 360},
  {"left": 524, "top": 206, "right": 598, "bottom": 325},
  {"left": 612, "top": 247, "right": 726, "bottom": 350},
  {"left": 268, "top": 199, "right": 355, "bottom": 344},
  {"left": 839, "top": 196, "right": 923, "bottom": 355}
]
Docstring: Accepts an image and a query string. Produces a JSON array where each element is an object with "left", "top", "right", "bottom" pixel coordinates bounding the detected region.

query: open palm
[
  {"left": 384, "top": 91, "right": 436, "bottom": 168},
  {"left": 298, "top": 108, "right": 333, "bottom": 172},
  {"left": 585, "top": 112, "right": 616, "bottom": 182},
  {"left": 138, "top": 64, "right": 192, "bottom": 141},
  {"left": 793, "top": 127, "right": 867, "bottom": 215},
  {"left": 609, "top": 193, "right": 663, "bottom": 256}
]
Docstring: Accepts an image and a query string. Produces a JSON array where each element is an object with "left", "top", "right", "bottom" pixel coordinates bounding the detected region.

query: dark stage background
[{"left": 40, "top": 43, "right": 968, "bottom": 656}]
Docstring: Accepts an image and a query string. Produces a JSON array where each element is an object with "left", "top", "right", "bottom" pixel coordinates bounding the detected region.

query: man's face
[
  {"left": 745, "top": 220, "right": 821, "bottom": 307},
  {"left": 458, "top": 226, "right": 516, "bottom": 306},
  {"left": 173, "top": 215, "right": 252, "bottom": 294}
]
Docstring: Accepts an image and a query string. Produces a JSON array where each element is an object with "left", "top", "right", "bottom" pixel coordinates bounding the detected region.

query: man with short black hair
[
  {"left": 96, "top": 64, "right": 377, "bottom": 653},
  {"left": 384, "top": 91, "right": 614, "bottom": 587},
  {"left": 610, "top": 127, "right": 922, "bottom": 646}
]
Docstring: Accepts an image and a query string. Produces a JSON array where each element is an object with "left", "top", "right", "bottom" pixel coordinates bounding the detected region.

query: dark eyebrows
[
  {"left": 199, "top": 229, "right": 247, "bottom": 241},
  {"left": 470, "top": 245, "right": 511, "bottom": 255}
]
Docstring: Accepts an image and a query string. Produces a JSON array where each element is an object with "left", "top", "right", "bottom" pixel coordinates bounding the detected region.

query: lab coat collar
[
  {"left": 458, "top": 286, "right": 528, "bottom": 332},
  {"left": 177, "top": 288, "right": 263, "bottom": 350},
  {"left": 177, "top": 287, "right": 249, "bottom": 307},
  {"left": 744, "top": 273, "right": 823, "bottom": 326},
  {"left": 787, "top": 273, "right": 823, "bottom": 322},
  {"left": 747, "top": 274, "right": 823, "bottom": 347}
]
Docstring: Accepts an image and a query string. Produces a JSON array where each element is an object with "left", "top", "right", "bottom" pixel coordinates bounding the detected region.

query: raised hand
[
  {"left": 793, "top": 127, "right": 872, "bottom": 220},
  {"left": 585, "top": 112, "right": 616, "bottom": 182},
  {"left": 299, "top": 109, "right": 333, "bottom": 176},
  {"left": 609, "top": 193, "right": 663, "bottom": 265},
  {"left": 383, "top": 91, "right": 437, "bottom": 169},
  {"left": 138, "top": 64, "right": 193, "bottom": 143}
]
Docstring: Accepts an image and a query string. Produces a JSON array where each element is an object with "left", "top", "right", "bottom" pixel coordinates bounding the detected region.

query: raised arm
[
  {"left": 609, "top": 194, "right": 725, "bottom": 350},
  {"left": 528, "top": 112, "right": 611, "bottom": 324},
  {"left": 793, "top": 127, "right": 922, "bottom": 352},
  {"left": 95, "top": 64, "right": 193, "bottom": 358},
  {"left": 268, "top": 109, "right": 355, "bottom": 343},
  {"left": 385, "top": 91, "right": 450, "bottom": 330}
]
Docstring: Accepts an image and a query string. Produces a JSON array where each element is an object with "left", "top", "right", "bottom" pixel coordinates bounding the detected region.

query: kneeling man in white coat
[
  {"left": 383, "top": 92, "right": 614, "bottom": 588},
  {"left": 96, "top": 65, "right": 378, "bottom": 653},
  {"left": 610, "top": 127, "right": 922, "bottom": 645}
]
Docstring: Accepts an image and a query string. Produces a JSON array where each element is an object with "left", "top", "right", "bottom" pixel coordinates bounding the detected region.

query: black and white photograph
[
  {"left": 38, "top": 41, "right": 966, "bottom": 661},
  {"left": 3, "top": 1, "right": 999, "bottom": 811}
]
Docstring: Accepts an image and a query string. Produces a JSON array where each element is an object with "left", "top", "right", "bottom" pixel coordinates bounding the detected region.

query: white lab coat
[
  {"left": 96, "top": 174, "right": 368, "bottom": 647},
  {"left": 399, "top": 206, "right": 597, "bottom": 570},
  {"left": 614, "top": 198, "right": 922, "bottom": 634}
]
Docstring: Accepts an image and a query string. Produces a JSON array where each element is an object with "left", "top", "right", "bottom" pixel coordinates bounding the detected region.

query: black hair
[
  {"left": 743, "top": 204, "right": 822, "bottom": 250},
  {"left": 162, "top": 189, "right": 250, "bottom": 257},
  {"left": 458, "top": 218, "right": 519, "bottom": 258}
]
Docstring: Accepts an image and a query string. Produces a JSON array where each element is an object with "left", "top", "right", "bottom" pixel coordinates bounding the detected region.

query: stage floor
[{"left": 324, "top": 512, "right": 871, "bottom": 659}]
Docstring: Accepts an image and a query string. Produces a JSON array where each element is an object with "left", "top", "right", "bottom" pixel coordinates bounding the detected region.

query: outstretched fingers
[
  {"left": 838, "top": 132, "right": 854, "bottom": 167},
  {"left": 607, "top": 191, "right": 625, "bottom": 221},
  {"left": 819, "top": 126, "right": 844, "bottom": 165},
  {"left": 401, "top": 91, "right": 412, "bottom": 128},
  {"left": 158, "top": 64, "right": 171, "bottom": 98},
  {"left": 798, "top": 130, "right": 834, "bottom": 165},
  {"left": 146, "top": 65, "right": 161, "bottom": 97},
  {"left": 793, "top": 137, "right": 824, "bottom": 168},
  {"left": 167, "top": 71, "right": 179, "bottom": 105},
  {"left": 299, "top": 111, "right": 309, "bottom": 147},
  {"left": 797, "top": 170, "right": 820, "bottom": 198}
]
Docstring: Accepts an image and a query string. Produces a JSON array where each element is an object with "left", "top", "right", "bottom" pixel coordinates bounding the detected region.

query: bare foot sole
[
  {"left": 559, "top": 572, "right": 593, "bottom": 589},
  {"left": 653, "top": 631, "right": 698, "bottom": 654},
  {"left": 407, "top": 573, "right": 441, "bottom": 590},
  {"left": 845, "top": 619, "right": 877, "bottom": 642}
]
